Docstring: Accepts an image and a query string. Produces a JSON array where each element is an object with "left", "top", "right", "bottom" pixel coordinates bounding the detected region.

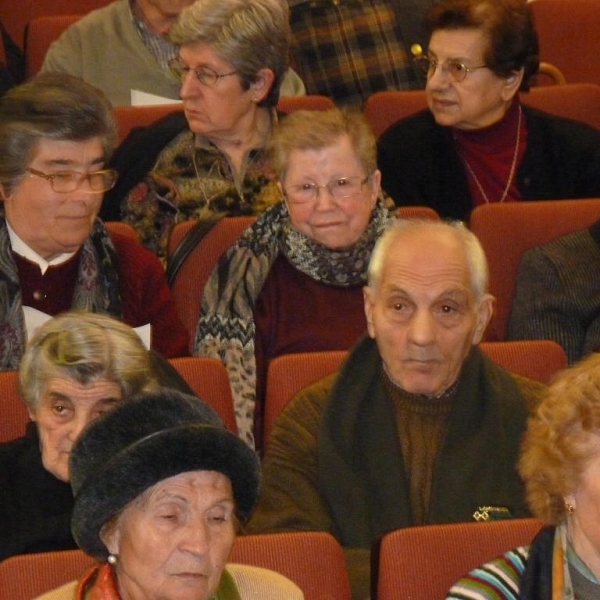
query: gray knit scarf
[
  {"left": 0, "top": 216, "right": 122, "bottom": 370},
  {"left": 194, "top": 200, "right": 393, "bottom": 446}
]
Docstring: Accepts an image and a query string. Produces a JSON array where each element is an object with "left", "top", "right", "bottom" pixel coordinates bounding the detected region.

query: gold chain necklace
[
  {"left": 192, "top": 149, "right": 222, "bottom": 208},
  {"left": 459, "top": 104, "right": 522, "bottom": 204}
]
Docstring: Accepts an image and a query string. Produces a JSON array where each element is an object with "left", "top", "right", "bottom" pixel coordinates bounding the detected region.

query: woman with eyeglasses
[
  {"left": 377, "top": 0, "right": 600, "bottom": 221},
  {"left": 195, "top": 107, "right": 394, "bottom": 449},
  {"left": 101, "top": 0, "right": 293, "bottom": 260},
  {"left": 0, "top": 73, "right": 189, "bottom": 368}
]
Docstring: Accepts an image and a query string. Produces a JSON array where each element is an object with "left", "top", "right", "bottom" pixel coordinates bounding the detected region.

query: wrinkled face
[
  {"left": 565, "top": 436, "right": 600, "bottom": 575},
  {"left": 29, "top": 377, "right": 122, "bottom": 481},
  {"left": 425, "top": 28, "right": 521, "bottom": 130},
  {"left": 281, "top": 134, "right": 380, "bottom": 249},
  {"left": 1, "top": 137, "right": 105, "bottom": 261},
  {"left": 103, "top": 470, "right": 236, "bottom": 600},
  {"left": 178, "top": 42, "right": 271, "bottom": 142},
  {"left": 363, "top": 228, "right": 493, "bottom": 396}
]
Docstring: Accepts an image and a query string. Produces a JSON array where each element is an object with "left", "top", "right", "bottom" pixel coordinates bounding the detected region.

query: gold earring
[{"left": 565, "top": 502, "right": 575, "bottom": 515}]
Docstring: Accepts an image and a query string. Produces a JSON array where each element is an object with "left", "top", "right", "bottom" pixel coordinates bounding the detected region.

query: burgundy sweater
[
  {"left": 15, "top": 233, "right": 189, "bottom": 358},
  {"left": 253, "top": 255, "right": 367, "bottom": 446}
]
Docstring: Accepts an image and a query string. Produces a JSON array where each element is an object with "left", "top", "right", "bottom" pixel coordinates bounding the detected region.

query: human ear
[
  {"left": 100, "top": 519, "right": 121, "bottom": 556},
  {"left": 369, "top": 170, "right": 382, "bottom": 206},
  {"left": 363, "top": 286, "right": 376, "bottom": 339},
  {"left": 501, "top": 68, "right": 524, "bottom": 101},
  {"left": 472, "top": 293, "right": 495, "bottom": 344},
  {"left": 250, "top": 68, "right": 275, "bottom": 103}
]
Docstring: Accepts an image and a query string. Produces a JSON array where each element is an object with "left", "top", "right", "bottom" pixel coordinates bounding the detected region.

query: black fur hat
[{"left": 70, "top": 388, "right": 260, "bottom": 560}]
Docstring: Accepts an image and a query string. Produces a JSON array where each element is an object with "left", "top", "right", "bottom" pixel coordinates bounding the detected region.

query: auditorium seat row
[
  {"left": 13, "top": 0, "right": 600, "bottom": 90},
  {"left": 0, "top": 338, "right": 568, "bottom": 450},
  {"left": 0, "top": 518, "right": 544, "bottom": 600},
  {"left": 162, "top": 196, "right": 600, "bottom": 352},
  {"left": 108, "top": 82, "right": 600, "bottom": 144}
]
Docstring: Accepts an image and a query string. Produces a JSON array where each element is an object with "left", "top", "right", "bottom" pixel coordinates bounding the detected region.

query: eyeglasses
[
  {"left": 27, "top": 168, "right": 118, "bottom": 193},
  {"left": 413, "top": 55, "right": 488, "bottom": 82},
  {"left": 168, "top": 58, "right": 238, "bottom": 86},
  {"left": 285, "top": 176, "right": 370, "bottom": 205}
]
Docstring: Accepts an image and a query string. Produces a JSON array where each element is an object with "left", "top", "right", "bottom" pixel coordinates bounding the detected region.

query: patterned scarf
[
  {"left": 194, "top": 199, "right": 393, "bottom": 447},
  {"left": 75, "top": 563, "right": 241, "bottom": 600},
  {"left": 0, "top": 215, "right": 122, "bottom": 370}
]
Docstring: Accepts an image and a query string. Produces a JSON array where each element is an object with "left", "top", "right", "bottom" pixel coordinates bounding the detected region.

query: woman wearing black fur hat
[{"left": 36, "top": 388, "right": 303, "bottom": 600}]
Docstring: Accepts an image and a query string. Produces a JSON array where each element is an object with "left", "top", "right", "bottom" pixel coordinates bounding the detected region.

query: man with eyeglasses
[
  {"left": 0, "top": 73, "right": 189, "bottom": 370},
  {"left": 378, "top": 0, "right": 600, "bottom": 221},
  {"left": 40, "top": 0, "right": 305, "bottom": 106}
]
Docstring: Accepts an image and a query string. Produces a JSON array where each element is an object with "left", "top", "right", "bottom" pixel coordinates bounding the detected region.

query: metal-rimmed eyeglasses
[
  {"left": 285, "top": 176, "right": 370, "bottom": 205},
  {"left": 413, "top": 55, "right": 488, "bottom": 83},
  {"left": 168, "top": 58, "right": 238, "bottom": 86},
  {"left": 27, "top": 168, "right": 118, "bottom": 193}
]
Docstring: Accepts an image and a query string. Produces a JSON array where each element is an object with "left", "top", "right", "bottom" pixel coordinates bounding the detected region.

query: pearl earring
[{"left": 107, "top": 554, "right": 118, "bottom": 565}]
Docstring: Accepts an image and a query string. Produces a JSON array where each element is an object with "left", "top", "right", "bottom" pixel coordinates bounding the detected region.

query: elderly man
[{"left": 247, "top": 220, "right": 546, "bottom": 599}]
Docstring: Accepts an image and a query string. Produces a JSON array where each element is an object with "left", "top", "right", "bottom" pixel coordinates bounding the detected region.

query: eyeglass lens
[{"left": 49, "top": 171, "right": 117, "bottom": 193}]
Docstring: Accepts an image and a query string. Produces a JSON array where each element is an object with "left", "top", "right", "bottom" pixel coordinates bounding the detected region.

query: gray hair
[
  {"left": 0, "top": 73, "right": 117, "bottom": 194},
  {"left": 367, "top": 219, "right": 489, "bottom": 303},
  {"left": 268, "top": 107, "right": 377, "bottom": 182},
  {"left": 169, "top": 0, "right": 290, "bottom": 108},
  {"left": 19, "top": 312, "right": 157, "bottom": 411}
]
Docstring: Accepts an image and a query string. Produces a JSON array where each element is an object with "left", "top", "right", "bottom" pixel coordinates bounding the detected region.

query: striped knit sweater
[{"left": 446, "top": 546, "right": 529, "bottom": 600}]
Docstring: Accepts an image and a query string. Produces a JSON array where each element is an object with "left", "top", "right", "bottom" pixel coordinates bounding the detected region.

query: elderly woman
[
  {"left": 101, "top": 0, "right": 292, "bottom": 259},
  {"left": 0, "top": 312, "right": 177, "bottom": 559},
  {"left": 36, "top": 389, "right": 304, "bottom": 600},
  {"left": 447, "top": 351, "right": 600, "bottom": 599},
  {"left": 378, "top": 0, "right": 600, "bottom": 221},
  {"left": 195, "top": 107, "right": 393, "bottom": 448},
  {"left": 0, "top": 73, "right": 189, "bottom": 364}
]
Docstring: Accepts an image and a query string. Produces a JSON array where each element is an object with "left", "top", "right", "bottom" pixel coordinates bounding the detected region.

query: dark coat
[{"left": 378, "top": 106, "right": 600, "bottom": 220}]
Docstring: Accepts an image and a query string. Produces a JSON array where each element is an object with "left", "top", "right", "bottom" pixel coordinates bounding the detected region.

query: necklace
[
  {"left": 459, "top": 104, "right": 522, "bottom": 204},
  {"left": 191, "top": 112, "right": 273, "bottom": 209},
  {"left": 191, "top": 149, "right": 221, "bottom": 208}
]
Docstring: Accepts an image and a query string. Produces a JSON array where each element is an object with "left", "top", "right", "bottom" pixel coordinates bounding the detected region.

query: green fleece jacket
[{"left": 41, "top": 0, "right": 306, "bottom": 107}]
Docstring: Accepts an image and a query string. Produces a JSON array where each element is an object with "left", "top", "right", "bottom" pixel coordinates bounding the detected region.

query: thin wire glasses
[
  {"left": 413, "top": 55, "right": 488, "bottom": 82},
  {"left": 27, "top": 168, "right": 118, "bottom": 193},
  {"left": 168, "top": 58, "right": 238, "bottom": 86},
  {"left": 285, "top": 176, "right": 370, "bottom": 205}
]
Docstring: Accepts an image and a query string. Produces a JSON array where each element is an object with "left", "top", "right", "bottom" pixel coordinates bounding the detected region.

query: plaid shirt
[
  {"left": 130, "top": 0, "right": 178, "bottom": 71},
  {"left": 289, "top": 0, "right": 424, "bottom": 107}
]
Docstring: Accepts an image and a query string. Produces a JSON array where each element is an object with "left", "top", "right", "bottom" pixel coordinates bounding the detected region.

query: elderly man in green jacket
[{"left": 247, "top": 219, "right": 547, "bottom": 600}]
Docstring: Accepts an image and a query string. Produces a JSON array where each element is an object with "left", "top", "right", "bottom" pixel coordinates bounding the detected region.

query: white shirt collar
[{"left": 7, "top": 222, "right": 77, "bottom": 275}]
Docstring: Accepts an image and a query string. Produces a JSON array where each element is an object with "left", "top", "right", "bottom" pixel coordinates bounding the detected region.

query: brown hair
[
  {"left": 269, "top": 107, "right": 377, "bottom": 182},
  {"left": 425, "top": 0, "right": 539, "bottom": 89}
]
